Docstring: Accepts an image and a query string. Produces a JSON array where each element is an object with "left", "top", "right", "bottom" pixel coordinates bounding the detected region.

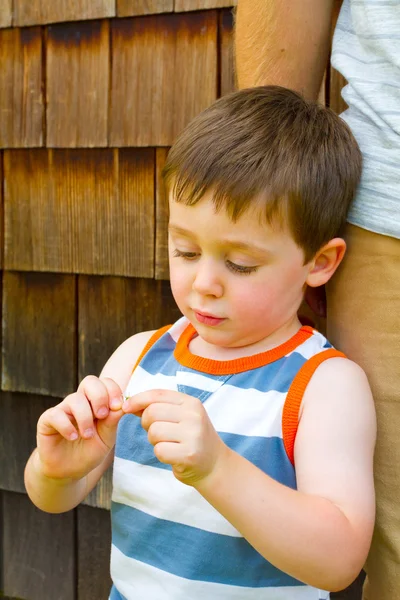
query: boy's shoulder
[
  {"left": 296, "top": 355, "right": 376, "bottom": 467},
  {"left": 299, "top": 355, "right": 374, "bottom": 423},
  {"left": 100, "top": 329, "right": 158, "bottom": 393},
  {"left": 304, "top": 355, "right": 369, "bottom": 404}
]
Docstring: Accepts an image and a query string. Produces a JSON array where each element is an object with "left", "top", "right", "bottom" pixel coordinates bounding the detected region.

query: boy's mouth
[{"left": 193, "top": 311, "right": 226, "bottom": 327}]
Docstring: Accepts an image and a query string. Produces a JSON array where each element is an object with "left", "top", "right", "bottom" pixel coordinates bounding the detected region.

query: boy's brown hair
[{"left": 163, "top": 86, "right": 362, "bottom": 262}]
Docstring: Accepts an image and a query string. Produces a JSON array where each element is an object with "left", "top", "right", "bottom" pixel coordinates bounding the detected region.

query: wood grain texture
[
  {"left": 118, "top": 148, "right": 155, "bottom": 277},
  {"left": 0, "top": 393, "right": 57, "bottom": 492},
  {"left": 117, "top": 0, "right": 173, "bottom": 16},
  {"left": 2, "top": 271, "right": 76, "bottom": 397},
  {"left": 110, "top": 12, "right": 217, "bottom": 146},
  {"left": 47, "top": 20, "right": 109, "bottom": 147},
  {"left": 220, "top": 8, "right": 235, "bottom": 96},
  {"left": 13, "top": 0, "right": 116, "bottom": 26},
  {"left": 318, "top": 70, "right": 327, "bottom": 106},
  {"left": 4, "top": 148, "right": 155, "bottom": 276},
  {"left": 2, "top": 491, "right": 75, "bottom": 600},
  {"left": 0, "top": 27, "right": 43, "bottom": 148},
  {"left": 0, "top": 0, "right": 12, "bottom": 28},
  {"left": 0, "top": 153, "right": 3, "bottom": 269},
  {"left": 155, "top": 148, "right": 170, "bottom": 279},
  {"left": 85, "top": 465, "right": 113, "bottom": 509},
  {"left": 329, "top": 68, "right": 348, "bottom": 114},
  {"left": 175, "top": 0, "right": 236, "bottom": 10},
  {"left": 78, "top": 275, "right": 180, "bottom": 381},
  {"left": 329, "top": 0, "right": 347, "bottom": 114},
  {"left": 77, "top": 506, "right": 112, "bottom": 600}
]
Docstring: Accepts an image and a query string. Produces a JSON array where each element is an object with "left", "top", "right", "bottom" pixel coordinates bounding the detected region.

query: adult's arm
[{"left": 235, "top": 0, "right": 338, "bottom": 100}]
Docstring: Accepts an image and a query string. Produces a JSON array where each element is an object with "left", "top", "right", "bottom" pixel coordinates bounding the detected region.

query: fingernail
[
  {"left": 97, "top": 407, "right": 109, "bottom": 418},
  {"left": 110, "top": 397, "right": 122, "bottom": 410},
  {"left": 70, "top": 432, "right": 78, "bottom": 441},
  {"left": 83, "top": 428, "right": 94, "bottom": 438}
]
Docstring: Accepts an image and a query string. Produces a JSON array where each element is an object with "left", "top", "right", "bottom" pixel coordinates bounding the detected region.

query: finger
[
  {"left": 38, "top": 407, "right": 79, "bottom": 441},
  {"left": 64, "top": 392, "right": 97, "bottom": 439},
  {"left": 78, "top": 376, "right": 121, "bottom": 419},
  {"left": 141, "top": 403, "right": 181, "bottom": 431},
  {"left": 96, "top": 402, "right": 126, "bottom": 445},
  {"left": 123, "top": 389, "right": 184, "bottom": 415},
  {"left": 100, "top": 377, "right": 124, "bottom": 412},
  {"left": 147, "top": 422, "right": 181, "bottom": 446},
  {"left": 153, "top": 441, "right": 182, "bottom": 465}
]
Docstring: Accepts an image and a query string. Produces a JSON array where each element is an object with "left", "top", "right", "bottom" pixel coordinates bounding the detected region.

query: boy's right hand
[{"left": 36, "top": 376, "right": 125, "bottom": 480}]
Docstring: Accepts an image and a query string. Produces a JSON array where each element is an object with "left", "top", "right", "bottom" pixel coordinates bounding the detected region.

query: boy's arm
[
  {"left": 25, "top": 330, "right": 156, "bottom": 513},
  {"left": 195, "top": 358, "right": 376, "bottom": 591},
  {"left": 235, "top": 0, "right": 337, "bottom": 100}
]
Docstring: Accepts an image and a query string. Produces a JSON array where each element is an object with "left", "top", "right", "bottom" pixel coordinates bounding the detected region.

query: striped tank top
[
  {"left": 331, "top": 0, "right": 400, "bottom": 239},
  {"left": 109, "top": 317, "right": 344, "bottom": 600}
]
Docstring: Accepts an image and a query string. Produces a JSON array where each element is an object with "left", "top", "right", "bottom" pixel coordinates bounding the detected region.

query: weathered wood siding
[{"left": 0, "top": 1, "right": 361, "bottom": 598}]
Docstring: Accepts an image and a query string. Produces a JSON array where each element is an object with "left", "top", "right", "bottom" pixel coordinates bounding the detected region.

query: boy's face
[{"left": 168, "top": 191, "right": 312, "bottom": 351}]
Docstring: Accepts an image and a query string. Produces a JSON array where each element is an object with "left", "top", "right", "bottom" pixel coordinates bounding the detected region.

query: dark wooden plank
[
  {"left": 110, "top": 12, "right": 218, "bottom": 146},
  {"left": 2, "top": 491, "right": 75, "bottom": 600},
  {"left": 220, "top": 8, "right": 235, "bottom": 97},
  {"left": 155, "top": 147, "right": 170, "bottom": 280},
  {"left": 4, "top": 149, "right": 49, "bottom": 272},
  {"left": 85, "top": 465, "right": 114, "bottom": 510},
  {"left": 0, "top": 492, "right": 3, "bottom": 597},
  {"left": 0, "top": 0, "right": 12, "bottom": 28},
  {"left": 0, "top": 27, "right": 43, "bottom": 148},
  {"left": 47, "top": 20, "right": 109, "bottom": 147},
  {"left": 14, "top": 0, "right": 116, "bottom": 26},
  {"left": 329, "top": 68, "right": 348, "bottom": 114},
  {"left": 77, "top": 505, "right": 112, "bottom": 600},
  {"left": 0, "top": 152, "right": 3, "bottom": 270},
  {"left": 329, "top": 0, "right": 348, "bottom": 114},
  {"left": 175, "top": 0, "right": 236, "bottom": 10},
  {"left": 4, "top": 148, "right": 155, "bottom": 277},
  {"left": 0, "top": 392, "right": 58, "bottom": 493},
  {"left": 117, "top": 0, "right": 173, "bottom": 16},
  {"left": 118, "top": 148, "right": 155, "bottom": 277},
  {"left": 2, "top": 271, "right": 76, "bottom": 397},
  {"left": 318, "top": 71, "right": 327, "bottom": 106},
  {"left": 79, "top": 276, "right": 180, "bottom": 381}
]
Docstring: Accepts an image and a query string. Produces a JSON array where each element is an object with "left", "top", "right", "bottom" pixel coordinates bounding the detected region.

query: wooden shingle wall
[{"left": 0, "top": 1, "right": 356, "bottom": 599}]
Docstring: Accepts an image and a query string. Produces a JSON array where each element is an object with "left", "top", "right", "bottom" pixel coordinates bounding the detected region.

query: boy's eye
[
  {"left": 172, "top": 249, "right": 258, "bottom": 275},
  {"left": 227, "top": 261, "right": 259, "bottom": 275},
  {"left": 172, "top": 249, "right": 198, "bottom": 260}
]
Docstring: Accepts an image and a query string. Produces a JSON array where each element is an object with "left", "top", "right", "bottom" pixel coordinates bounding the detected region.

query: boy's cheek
[{"left": 169, "top": 273, "right": 189, "bottom": 307}]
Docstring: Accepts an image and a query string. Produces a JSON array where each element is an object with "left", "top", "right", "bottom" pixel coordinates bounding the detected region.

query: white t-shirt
[{"left": 331, "top": 0, "right": 400, "bottom": 239}]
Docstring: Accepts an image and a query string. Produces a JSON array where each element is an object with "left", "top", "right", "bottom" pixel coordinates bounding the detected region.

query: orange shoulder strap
[
  {"left": 282, "top": 348, "right": 346, "bottom": 465},
  {"left": 131, "top": 324, "right": 172, "bottom": 375}
]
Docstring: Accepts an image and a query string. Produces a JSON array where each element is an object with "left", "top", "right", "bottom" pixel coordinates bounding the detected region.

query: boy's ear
[{"left": 306, "top": 238, "right": 346, "bottom": 288}]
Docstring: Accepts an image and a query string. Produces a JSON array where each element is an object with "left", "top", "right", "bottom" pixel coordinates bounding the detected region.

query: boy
[{"left": 25, "top": 86, "right": 376, "bottom": 599}]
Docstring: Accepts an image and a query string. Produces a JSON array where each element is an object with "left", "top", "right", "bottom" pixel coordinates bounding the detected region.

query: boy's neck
[{"left": 188, "top": 315, "right": 303, "bottom": 361}]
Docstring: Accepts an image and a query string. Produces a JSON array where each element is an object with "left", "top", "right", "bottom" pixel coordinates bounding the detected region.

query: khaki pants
[{"left": 327, "top": 224, "right": 400, "bottom": 600}]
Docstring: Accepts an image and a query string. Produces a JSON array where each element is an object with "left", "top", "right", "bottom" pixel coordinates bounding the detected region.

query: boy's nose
[{"left": 192, "top": 261, "right": 223, "bottom": 298}]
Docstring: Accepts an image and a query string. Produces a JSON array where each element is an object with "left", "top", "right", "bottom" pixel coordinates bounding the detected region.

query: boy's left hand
[{"left": 122, "top": 389, "right": 228, "bottom": 486}]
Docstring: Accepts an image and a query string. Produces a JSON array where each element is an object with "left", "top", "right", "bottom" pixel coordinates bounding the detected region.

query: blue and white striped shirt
[{"left": 109, "top": 317, "right": 343, "bottom": 600}]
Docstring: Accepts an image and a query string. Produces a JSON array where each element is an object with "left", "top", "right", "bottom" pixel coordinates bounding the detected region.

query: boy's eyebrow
[{"left": 168, "top": 224, "right": 271, "bottom": 256}]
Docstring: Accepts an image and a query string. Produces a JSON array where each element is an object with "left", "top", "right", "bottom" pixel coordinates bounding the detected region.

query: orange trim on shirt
[
  {"left": 174, "top": 324, "right": 315, "bottom": 375},
  {"left": 282, "top": 348, "right": 346, "bottom": 465},
  {"left": 131, "top": 324, "right": 172, "bottom": 374}
]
